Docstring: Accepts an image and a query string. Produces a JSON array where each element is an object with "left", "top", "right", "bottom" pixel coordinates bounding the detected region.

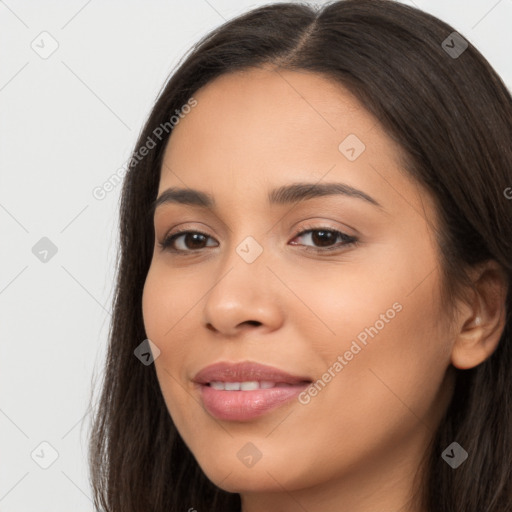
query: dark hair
[{"left": 88, "top": 1, "right": 512, "bottom": 510}]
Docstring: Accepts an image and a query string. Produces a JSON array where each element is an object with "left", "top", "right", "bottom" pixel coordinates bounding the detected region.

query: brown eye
[
  {"left": 290, "top": 227, "right": 357, "bottom": 253},
  {"left": 160, "top": 230, "right": 218, "bottom": 253}
]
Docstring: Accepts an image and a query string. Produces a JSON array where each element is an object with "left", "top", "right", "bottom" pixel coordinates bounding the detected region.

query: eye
[
  {"left": 159, "top": 229, "right": 217, "bottom": 253},
  {"left": 158, "top": 225, "right": 358, "bottom": 255},
  {"left": 289, "top": 225, "right": 357, "bottom": 253}
]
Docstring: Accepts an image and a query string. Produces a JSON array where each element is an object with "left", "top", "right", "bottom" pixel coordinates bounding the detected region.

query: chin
[
  {"left": 206, "top": 468, "right": 284, "bottom": 494},
  {"left": 195, "top": 449, "right": 311, "bottom": 494}
]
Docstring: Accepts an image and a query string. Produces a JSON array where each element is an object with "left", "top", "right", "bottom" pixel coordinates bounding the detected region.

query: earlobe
[{"left": 450, "top": 261, "right": 508, "bottom": 371}]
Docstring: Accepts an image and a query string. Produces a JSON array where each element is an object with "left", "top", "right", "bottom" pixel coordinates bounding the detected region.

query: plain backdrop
[{"left": 1, "top": 0, "right": 511, "bottom": 510}]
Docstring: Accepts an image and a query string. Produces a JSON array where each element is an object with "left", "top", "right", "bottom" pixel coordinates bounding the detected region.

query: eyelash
[{"left": 158, "top": 224, "right": 358, "bottom": 256}]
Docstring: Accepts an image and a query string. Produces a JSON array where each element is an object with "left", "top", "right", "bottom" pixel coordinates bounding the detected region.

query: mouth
[{"left": 193, "top": 361, "right": 312, "bottom": 421}]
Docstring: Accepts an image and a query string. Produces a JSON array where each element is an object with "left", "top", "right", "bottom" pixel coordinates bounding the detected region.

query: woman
[{"left": 88, "top": 1, "right": 512, "bottom": 511}]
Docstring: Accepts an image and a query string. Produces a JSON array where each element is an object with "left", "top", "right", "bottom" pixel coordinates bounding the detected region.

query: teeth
[
  {"left": 240, "top": 381, "right": 259, "bottom": 391},
  {"left": 209, "top": 381, "right": 278, "bottom": 391}
]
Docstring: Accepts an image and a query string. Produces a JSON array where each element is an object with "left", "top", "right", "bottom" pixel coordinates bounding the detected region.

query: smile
[{"left": 193, "top": 360, "right": 312, "bottom": 421}]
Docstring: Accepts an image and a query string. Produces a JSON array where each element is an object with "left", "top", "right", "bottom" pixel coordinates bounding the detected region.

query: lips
[{"left": 193, "top": 361, "right": 312, "bottom": 421}]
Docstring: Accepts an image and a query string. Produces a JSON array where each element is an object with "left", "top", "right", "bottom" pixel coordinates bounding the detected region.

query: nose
[{"left": 202, "top": 242, "right": 285, "bottom": 338}]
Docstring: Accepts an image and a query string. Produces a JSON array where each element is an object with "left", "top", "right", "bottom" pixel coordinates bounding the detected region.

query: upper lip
[{"left": 193, "top": 361, "right": 312, "bottom": 385}]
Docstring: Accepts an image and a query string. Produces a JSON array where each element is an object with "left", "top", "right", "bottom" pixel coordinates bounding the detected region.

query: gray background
[{"left": 1, "top": 0, "right": 511, "bottom": 510}]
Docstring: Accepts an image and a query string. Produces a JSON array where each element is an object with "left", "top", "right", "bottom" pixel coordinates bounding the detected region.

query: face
[{"left": 142, "top": 67, "right": 456, "bottom": 508}]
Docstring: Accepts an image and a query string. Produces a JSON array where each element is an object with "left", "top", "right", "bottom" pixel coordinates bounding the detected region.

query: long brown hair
[{"left": 88, "top": 1, "right": 512, "bottom": 510}]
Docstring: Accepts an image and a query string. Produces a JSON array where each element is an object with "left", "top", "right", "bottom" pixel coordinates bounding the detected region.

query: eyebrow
[{"left": 151, "top": 182, "right": 383, "bottom": 215}]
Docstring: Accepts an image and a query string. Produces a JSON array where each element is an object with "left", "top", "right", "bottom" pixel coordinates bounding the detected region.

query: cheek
[
  {"left": 142, "top": 265, "right": 165, "bottom": 337},
  {"left": 141, "top": 263, "right": 195, "bottom": 346},
  {"left": 142, "top": 268, "right": 183, "bottom": 394},
  {"left": 294, "top": 253, "right": 451, "bottom": 435},
  {"left": 310, "top": 274, "right": 450, "bottom": 432},
  {"left": 141, "top": 265, "right": 203, "bottom": 424}
]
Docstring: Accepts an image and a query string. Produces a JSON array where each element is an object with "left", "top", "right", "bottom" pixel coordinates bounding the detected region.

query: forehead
[
  {"left": 164, "top": 68, "right": 383, "bottom": 164},
  {"left": 157, "top": 67, "right": 429, "bottom": 222}
]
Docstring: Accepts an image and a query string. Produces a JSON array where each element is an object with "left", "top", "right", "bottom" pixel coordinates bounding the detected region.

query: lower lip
[{"left": 198, "top": 383, "right": 309, "bottom": 421}]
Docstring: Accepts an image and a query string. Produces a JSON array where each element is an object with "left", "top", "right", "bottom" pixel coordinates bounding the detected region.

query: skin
[{"left": 141, "top": 67, "right": 507, "bottom": 512}]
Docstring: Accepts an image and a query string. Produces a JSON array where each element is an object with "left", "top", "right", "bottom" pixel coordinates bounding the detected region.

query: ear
[{"left": 451, "top": 260, "right": 509, "bottom": 370}]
